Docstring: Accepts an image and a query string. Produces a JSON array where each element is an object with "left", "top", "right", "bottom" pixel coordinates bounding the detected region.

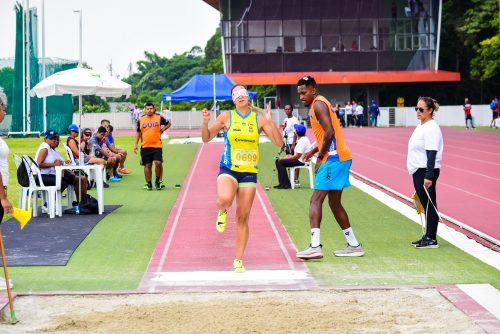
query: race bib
[{"left": 233, "top": 149, "right": 258, "bottom": 166}]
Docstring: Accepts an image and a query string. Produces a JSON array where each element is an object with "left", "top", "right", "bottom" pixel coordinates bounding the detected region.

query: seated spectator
[
  {"left": 67, "top": 124, "right": 105, "bottom": 166},
  {"left": 274, "top": 124, "right": 312, "bottom": 189},
  {"left": 35, "top": 130, "right": 87, "bottom": 205},
  {"left": 100, "top": 121, "right": 131, "bottom": 174},
  {"left": 88, "top": 126, "right": 122, "bottom": 183}
]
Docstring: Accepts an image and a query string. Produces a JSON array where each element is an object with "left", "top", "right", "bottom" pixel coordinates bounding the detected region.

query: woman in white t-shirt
[
  {"left": 407, "top": 97, "right": 443, "bottom": 249},
  {"left": 274, "top": 124, "right": 312, "bottom": 189},
  {"left": 0, "top": 90, "right": 14, "bottom": 289}
]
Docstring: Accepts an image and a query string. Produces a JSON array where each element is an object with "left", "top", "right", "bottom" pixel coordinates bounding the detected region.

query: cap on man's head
[
  {"left": 68, "top": 124, "right": 79, "bottom": 133},
  {"left": 294, "top": 124, "right": 307, "bottom": 136},
  {"left": 45, "top": 130, "right": 59, "bottom": 139}
]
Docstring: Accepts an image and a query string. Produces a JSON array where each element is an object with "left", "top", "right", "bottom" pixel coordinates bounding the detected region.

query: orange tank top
[
  {"left": 138, "top": 114, "right": 163, "bottom": 148},
  {"left": 310, "top": 95, "right": 352, "bottom": 163}
]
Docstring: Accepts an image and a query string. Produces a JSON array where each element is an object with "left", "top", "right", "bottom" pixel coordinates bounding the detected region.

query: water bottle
[{"left": 90, "top": 144, "right": 95, "bottom": 158}]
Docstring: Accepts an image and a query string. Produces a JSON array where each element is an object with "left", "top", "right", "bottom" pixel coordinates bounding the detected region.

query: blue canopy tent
[{"left": 161, "top": 74, "right": 257, "bottom": 104}]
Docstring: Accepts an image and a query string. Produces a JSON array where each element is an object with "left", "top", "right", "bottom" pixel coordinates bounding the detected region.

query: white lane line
[
  {"left": 155, "top": 144, "right": 204, "bottom": 273},
  {"left": 353, "top": 153, "right": 500, "bottom": 206},
  {"left": 353, "top": 140, "right": 500, "bottom": 182},
  {"left": 457, "top": 284, "right": 500, "bottom": 319},
  {"left": 350, "top": 176, "right": 500, "bottom": 270},
  {"left": 256, "top": 188, "right": 297, "bottom": 271},
  {"left": 151, "top": 270, "right": 310, "bottom": 285}
]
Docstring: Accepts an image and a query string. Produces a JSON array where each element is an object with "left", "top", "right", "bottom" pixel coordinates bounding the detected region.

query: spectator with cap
[
  {"left": 35, "top": 130, "right": 88, "bottom": 205},
  {"left": 66, "top": 124, "right": 106, "bottom": 166},
  {"left": 274, "top": 124, "right": 312, "bottom": 189}
]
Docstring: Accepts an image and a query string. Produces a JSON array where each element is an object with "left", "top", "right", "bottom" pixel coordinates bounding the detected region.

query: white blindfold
[{"left": 232, "top": 88, "right": 249, "bottom": 102}]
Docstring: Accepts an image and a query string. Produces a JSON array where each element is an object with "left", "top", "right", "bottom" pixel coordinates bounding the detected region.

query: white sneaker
[
  {"left": 0, "top": 277, "right": 13, "bottom": 290},
  {"left": 334, "top": 244, "right": 365, "bottom": 257},
  {"left": 41, "top": 203, "right": 48, "bottom": 214}
]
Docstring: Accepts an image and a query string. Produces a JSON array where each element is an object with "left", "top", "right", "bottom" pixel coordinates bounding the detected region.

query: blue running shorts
[{"left": 314, "top": 158, "right": 352, "bottom": 191}]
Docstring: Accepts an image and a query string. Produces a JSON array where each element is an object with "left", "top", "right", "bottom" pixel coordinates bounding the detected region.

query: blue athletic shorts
[
  {"left": 314, "top": 158, "right": 352, "bottom": 191},
  {"left": 218, "top": 167, "right": 257, "bottom": 187}
]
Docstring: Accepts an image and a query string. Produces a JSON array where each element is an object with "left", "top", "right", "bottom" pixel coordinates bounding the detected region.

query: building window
[
  {"left": 322, "top": 35, "right": 341, "bottom": 52},
  {"left": 284, "top": 36, "right": 302, "bottom": 52},
  {"left": 340, "top": 19, "right": 358, "bottom": 35},
  {"left": 248, "top": 37, "right": 265, "bottom": 53},
  {"left": 283, "top": 20, "right": 301, "bottom": 36},
  {"left": 302, "top": 20, "right": 321, "bottom": 36},
  {"left": 265, "top": 37, "right": 283, "bottom": 53},
  {"left": 321, "top": 19, "right": 340, "bottom": 35},
  {"left": 302, "top": 36, "right": 321, "bottom": 52},
  {"left": 266, "top": 20, "right": 282, "bottom": 36},
  {"left": 248, "top": 21, "right": 265, "bottom": 37},
  {"left": 360, "top": 34, "right": 377, "bottom": 51}
]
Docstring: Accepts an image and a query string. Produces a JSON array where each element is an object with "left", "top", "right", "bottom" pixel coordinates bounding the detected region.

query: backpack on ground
[{"left": 79, "top": 194, "right": 99, "bottom": 214}]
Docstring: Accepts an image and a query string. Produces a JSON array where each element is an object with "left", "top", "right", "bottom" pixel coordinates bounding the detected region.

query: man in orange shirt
[
  {"left": 134, "top": 102, "right": 170, "bottom": 190},
  {"left": 295, "top": 76, "right": 364, "bottom": 260}
]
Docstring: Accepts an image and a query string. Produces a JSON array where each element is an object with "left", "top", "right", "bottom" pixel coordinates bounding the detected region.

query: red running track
[
  {"left": 140, "top": 143, "right": 315, "bottom": 292},
  {"left": 334, "top": 127, "right": 500, "bottom": 241}
]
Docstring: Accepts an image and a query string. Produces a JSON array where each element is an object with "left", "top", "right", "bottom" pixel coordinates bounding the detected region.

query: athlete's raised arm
[
  {"left": 201, "top": 109, "right": 228, "bottom": 143},
  {"left": 252, "top": 102, "right": 284, "bottom": 148}
]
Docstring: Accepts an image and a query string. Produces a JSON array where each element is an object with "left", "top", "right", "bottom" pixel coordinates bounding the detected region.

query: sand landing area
[{"left": 0, "top": 289, "right": 481, "bottom": 333}]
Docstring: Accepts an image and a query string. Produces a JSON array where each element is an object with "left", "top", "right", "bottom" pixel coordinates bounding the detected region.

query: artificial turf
[
  {"left": 3, "top": 136, "right": 199, "bottom": 291},
  {"left": 259, "top": 143, "right": 500, "bottom": 289},
  {"left": 1, "top": 137, "right": 498, "bottom": 292}
]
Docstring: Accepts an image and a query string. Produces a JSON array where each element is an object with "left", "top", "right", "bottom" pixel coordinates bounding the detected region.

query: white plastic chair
[
  {"left": 14, "top": 154, "right": 59, "bottom": 218},
  {"left": 288, "top": 162, "right": 314, "bottom": 189}
]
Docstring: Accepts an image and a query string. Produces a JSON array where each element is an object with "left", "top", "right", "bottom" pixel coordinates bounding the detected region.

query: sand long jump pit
[{"left": 0, "top": 289, "right": 482, "bottom": 333}]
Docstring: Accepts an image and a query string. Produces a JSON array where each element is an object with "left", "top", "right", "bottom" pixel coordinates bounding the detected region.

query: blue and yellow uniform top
[{"left": 220, "top": 109, "right": 260, "bottom": 174}]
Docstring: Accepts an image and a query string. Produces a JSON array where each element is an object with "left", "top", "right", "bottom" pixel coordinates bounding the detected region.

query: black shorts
[
  {"left": 493, "top": 112, "right": 499, "bottom": 120},
  {"left": 36, "top": 173, "right": 76, "bottom": 192},
  {"left": 141, "top": 147, "right": 163, "bottom": 165}
]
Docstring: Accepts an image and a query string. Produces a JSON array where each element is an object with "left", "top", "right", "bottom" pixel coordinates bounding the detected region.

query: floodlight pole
[
  {"left": 74, "top": 9, "right": 83, "bottom": 167},
  {"left": 41, "top": 0, "right": 47, "bottom": 133}
]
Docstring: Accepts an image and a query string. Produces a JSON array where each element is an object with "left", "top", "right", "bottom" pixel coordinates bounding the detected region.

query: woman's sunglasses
[
  {"left": 415, "top": 107, "right": 425, "bottom": 113},
  {"left": 83, "top": 132, "right": 91, "bottom": 136}
]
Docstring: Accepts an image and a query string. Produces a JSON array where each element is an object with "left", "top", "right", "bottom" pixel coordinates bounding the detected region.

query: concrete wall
[
  {"left": 378, "top": 105, "right": 493, "bottom": 127},
  {"left": 72, "top": 104, "right": 495, "bottom": 130}
]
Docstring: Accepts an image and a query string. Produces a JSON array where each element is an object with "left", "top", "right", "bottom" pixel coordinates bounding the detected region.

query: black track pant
[
  {"left": 412, "top": 168, "right": 440, "bottom": 239},
  {"left": 275, "top": 158, "right": 304, "bottom": 187}
]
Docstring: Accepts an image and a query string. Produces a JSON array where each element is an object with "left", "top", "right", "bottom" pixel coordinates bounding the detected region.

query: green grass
[
  {"left": 447, "top": 126, "right": 500, "bottom": 133},
  {"left": 259, "top": 143, "right": 500, "bottom": 288},
  {"left": 3, "top": 136, "right": 199, "bottom": 291}
]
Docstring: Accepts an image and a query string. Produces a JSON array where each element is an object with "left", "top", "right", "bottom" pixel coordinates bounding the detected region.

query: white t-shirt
[
  {"left": 35, "top": 142, "right": 64, "bottom": 175},
  {"left": 345, "top": 105, "right": 352, "bottom": 115},
  {"left": 407, "top": 119, "right": 443, "bottom": 175},
  {"left": 355, "top": 105, "right": 364, "bottom": 115},
  {"left": 283, "top": 116, "right": 300, "bottom": 145},
  {"left": 295, "top": 136, "right": 312, "bottom": 162},
  {"left": 0, "top": 138, "right": 9, "bottom": 185}
]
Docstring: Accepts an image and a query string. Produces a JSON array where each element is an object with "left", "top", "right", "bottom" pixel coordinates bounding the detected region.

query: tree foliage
[
  {"left": 0, "top": 67, "right": 14, "bottom": 113},
  {"left": 457, "top": 0, "right": 500, "bottom": 81}
]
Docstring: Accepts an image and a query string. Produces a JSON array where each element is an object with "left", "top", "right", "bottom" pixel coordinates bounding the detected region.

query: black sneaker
[
  {"left": 411, "top": 236, "right": 424, "bottom": 247},
  {"left": 103, "top": 181, "right": 110, "bottom": 188},
  {"left": 144, "top": 182, "right": 153, "bottom": 191},
  {"left": 415, "top": 236, "right": 439, "bottom": 249},
  {"left": 156, "top": 180, "right": 166, "bottom": 190}
]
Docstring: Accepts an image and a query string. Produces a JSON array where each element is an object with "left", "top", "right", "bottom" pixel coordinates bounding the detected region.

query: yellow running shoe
[
  {"left": 216, "top": 210, "right": 227, "bottom": 233},
  {"left": 233, "top": 259, "right": 245, "bottom": 273}
]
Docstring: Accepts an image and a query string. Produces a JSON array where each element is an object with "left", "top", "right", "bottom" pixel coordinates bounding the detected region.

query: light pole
[
  {"left": 74, "top": 9, "right": 83, "bottom": 167},
  {"left": 41, "top": 0, "right": 47, "bottom": 133}
]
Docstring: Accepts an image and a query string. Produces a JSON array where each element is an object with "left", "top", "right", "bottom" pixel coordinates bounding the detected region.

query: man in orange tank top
[
  {"left": 295, "top": 76, "right": 365, "bottom": 260},
  {"left": 134, "top": 102, "right": 170, "bottom": 191}
]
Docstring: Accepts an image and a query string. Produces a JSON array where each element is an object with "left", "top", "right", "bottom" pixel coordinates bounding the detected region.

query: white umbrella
[{"left": 30, "top": 67, "right": 131, "bottom": 98}]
